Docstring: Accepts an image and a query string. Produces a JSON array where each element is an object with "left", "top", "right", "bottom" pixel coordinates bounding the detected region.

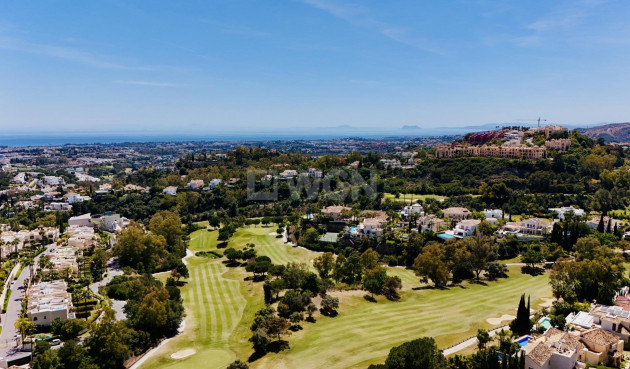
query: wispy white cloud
[
  {"left": 512, "top": 0, "right": 616, "bottom": 47},
  {"left": 0, "top": 36, "right": 195, "bottom": 72},
  {"left": 114, "top": 80, "right": 179, "bottom": 87},
  {"left": 300, "top": 0, "right": 444, "bottom": 54},
  {"left": 0, "top": 36, "right": 133, "bottom": 69}
]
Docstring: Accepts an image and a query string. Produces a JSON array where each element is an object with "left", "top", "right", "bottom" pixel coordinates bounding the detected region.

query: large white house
[
  {"left": 453, "top": 219, "right": 480, "bottom": 238},
  {"left": 400, "top": 203, "right": 424, "bottom": 219},
  {"left": 549, "top": 206, "right": 585, "bottom": 220}
]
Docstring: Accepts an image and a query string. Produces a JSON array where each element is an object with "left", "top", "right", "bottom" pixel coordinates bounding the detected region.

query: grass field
[
  {"left": 252, "top": 266, "right": 551, "bottom": 369},
  {"left": 383, "top": 193, "right": 448, "bottom": 203},
  {"left": 143, "top": 224, "right": 553, "bottom": 369},
  {"left": 140, "top": 225, "right": 266, "bottom": 369}
]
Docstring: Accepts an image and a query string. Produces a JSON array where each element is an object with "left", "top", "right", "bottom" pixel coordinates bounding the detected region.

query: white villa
[
  {"left": 400, "top": 203, "right": 424, "bottom": 218},
  {"left": 453, "top": 219, "right": 480, "bottom": 238},
  {"left": 549, "top": 206, "right": 585, "bottom": 220}
]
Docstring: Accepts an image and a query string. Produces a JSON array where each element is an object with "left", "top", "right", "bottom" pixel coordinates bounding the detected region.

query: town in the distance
[{"left": 0, "top": 122, "right": 629, "bottom": 369}]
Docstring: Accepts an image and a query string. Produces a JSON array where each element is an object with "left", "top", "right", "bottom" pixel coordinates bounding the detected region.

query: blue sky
[{"left": 1, "top": 0, "right": 629, "bottom": 134}]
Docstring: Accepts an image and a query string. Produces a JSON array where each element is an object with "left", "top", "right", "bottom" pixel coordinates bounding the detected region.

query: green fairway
[
  {"left": 142, "top": 225, "right": 553, "bottom": 369},
  {"left": 139, "top": 251, "right": 264, "bottom": 369},
  {"left": 383, "top": 192, "right": 448, "bottom": 203},
  {"left": 252, "top": 266, "right": 552, "bottom": 369},
  {"left": 230, "top": 226, "right": 319, "bottom": 266}
]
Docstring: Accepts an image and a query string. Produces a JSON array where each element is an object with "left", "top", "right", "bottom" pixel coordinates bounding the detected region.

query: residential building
[
  {"left": 483, "top": 209, "right": 503, "bottom": 219},
  {"left": 358, "top": 217, "right": 387, "bottom": 237},
  {"left": 417, "top": 215, "right": 447, "bottom": 232},
  {"left": 45, "top": 202, "right": 72, "bottom": 212},
  {"left": 66, "top": 225, "right": 95, "bottom": 248},
  {"left": 92, "top": 213, "right": 129, "bottom": 233},
  {"left": 279, "top": 170, "right": 298, "bottom": 179},
  {"left": 549, "top": 206, "right": 585, "bottom": 220},
  {"left": 209, "top": 179, "right": 222, "bottom": 188},
  {"left": 27, "top": 280, "right": 75, "bottom": 326},
  {"left": 308, "top": 168, "right": 323, "bottom": 178},
  {"left": 47, "top": 246, "right": 79, "bottom": 274},
  {"left": 40, "top": 176, "right": 65, "bottom": 187},
  {"left": 435, "top": 144, "right": 546, "bottom": 160},
  {"left": 400, "top": 203, "right": 424, "bottom": 218},
  {"left": 65, "top": 192, "right": 91, "bottom": 204},
  {"left": 380, "top": 159, "right": 401, "bottom": 168},
  {"left": 442, "top": 207, "right": 472, "bottom": 221},
  {"left": 546, "top": 139, "right": 571, "bottom": 151},
  {"left": 453, "top": 219, "right": 480, "bottom": 238},
  {"left": 523, "top": 327, "right": 623, "bottom": 369},
  {"left": 163, "top": 186, "right": 177, "bottom": 196},
  {"left": 68, "top": 213, "right": 93, "bottom": 228},
  {"left": 321, "top": 206, "right": 352, "bottom": 221},
  {"left": 519, "top": 218, "right": 553, "bottom": 236},
  {"left": 187, "top": 179, "right": 204, "bottom": 189}
]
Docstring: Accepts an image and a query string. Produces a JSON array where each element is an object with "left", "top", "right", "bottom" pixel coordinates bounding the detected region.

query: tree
[
  {"left": 283, "top": 262, "right": 309, "bottom": 290},
  {"left": 289, "top": 311, "right": 303, "bottom": 327},
  {"left": 15, "top": 316, "right": 34, "bottom": 342},
  {"left": 31, "top": 349, "right": 60, "bottom": 369},
  {"left": 476, "top": 329, "right": 491, "bottom": 350},
  {"left": 171, "top": 262, "right": 189, "bottom": 283},
  {"left": 371, "top": 337, "right": 448, "bottom": 369},
  {"left": 266, "top": 316, "right": 291, "bottom": 341},
  {"left": 320, "top": 295, "right": 339, "bottom": 316},
  {"left": 313, "top": 252, "right": 335, "bottom": 280},
  {"left": 333, "top": 254, "right": 347, "bottom": 283},
  {"left": 85, "top": 308, "right": 135, "bottom": 369},
  {"left": 521, "top": 247, "right": 543, "bottom": 270},
  {"left": 306, "top": 303, "right": 317, "bottom": 320},
  {"left": 464, "top": 236, "right": 494, "bottom": 280},
  {"left": 363, "top": 267, "right": 388, "bottom": 298},
  {"left": 413, "top": 244, "right": 448, "bottom": 287},
  {"left": 227, "top": 360, "right": 249, "bottom": 369},
  {"left": 510, "top": 294, "right": 531, "bottom": 335},
  {"left": 149, "top": 210, "right": 184, "bottom": 254},
  {"left": 250, "top": 329, "right": 270, "bottom": 352},
  {"left": 550, "top": 314, "right": 566, "bottom": 330},
  {"left": 113, "top": 222, "right": 167, "bottom": 273},
  {"left": 58, "top": 339, "right": 95, "bottom": 369},
  {"left": 382, "top": 276, "right": 402, "bottom": 301},
  {"left": 360, "top": 248, "right": 379, "bottom": 270}
]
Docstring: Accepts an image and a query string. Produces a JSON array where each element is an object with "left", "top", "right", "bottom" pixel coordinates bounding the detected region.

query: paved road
[
  {"left": 0, "top": 243, "right": 56, "bottom": 362},
  {"left": 89, "top": 257, "right": 126, "bottom": 321}
]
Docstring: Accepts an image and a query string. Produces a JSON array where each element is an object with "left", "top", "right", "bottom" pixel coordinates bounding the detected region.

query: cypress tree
[{"left": 597, "top": 213, "right": 605, "bottom": 233}]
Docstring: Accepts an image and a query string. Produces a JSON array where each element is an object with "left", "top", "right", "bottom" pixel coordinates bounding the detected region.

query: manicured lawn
[
  {"left": 252, "top": 266, "right": 552, "bottom": 369},
  {"left": 139, "top": 253, "right": 263, "bottom": 369},
  {"left": 143, "top": 225, "right": 553, "bottom": 369},
  {"left": 383, "top": 193, "right": 448, "bottom": 203}
]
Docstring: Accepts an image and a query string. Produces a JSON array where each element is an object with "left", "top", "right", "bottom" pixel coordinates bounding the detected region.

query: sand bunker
[
  {"left": 486, "top": 314, "right": 515, "bottom": 325},
  {"left": 170, "top": 348, "right": 196, "bottom": 360}
]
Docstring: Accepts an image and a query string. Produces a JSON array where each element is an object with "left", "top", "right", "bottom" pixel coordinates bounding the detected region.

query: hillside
[{"left": 580, "top": 122, "right": 630, "bottom": 142}]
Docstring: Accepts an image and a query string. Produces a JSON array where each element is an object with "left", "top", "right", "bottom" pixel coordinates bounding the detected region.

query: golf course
[{"left": 140, "top": 224, "right": 553, "bottom": 369}]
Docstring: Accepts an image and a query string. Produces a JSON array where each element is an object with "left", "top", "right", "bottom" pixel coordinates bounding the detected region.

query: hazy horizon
[{"left": 2, "top": 1, "right": 630, "bottom": 132}]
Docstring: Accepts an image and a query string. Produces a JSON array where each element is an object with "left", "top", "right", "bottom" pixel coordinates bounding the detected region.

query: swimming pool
[
  {"left": 350, "top": 226, "right": 357, "bottom": 233},
  {"left": 516, "top": 336, "right": 533, "bottom": 347},
  {"left": 538, "top": 317, "right": 551, "bottom": 330},
  {"left": 437, "top": 232, "right": 455, "bottom": 240}
]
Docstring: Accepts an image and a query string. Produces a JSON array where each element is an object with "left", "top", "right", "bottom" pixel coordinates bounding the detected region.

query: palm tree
[{"left": 15, "top": 317, "right": 34, "bottom": 343}]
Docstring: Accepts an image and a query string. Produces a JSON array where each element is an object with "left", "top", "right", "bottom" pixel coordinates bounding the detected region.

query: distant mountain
[
  {"left": 579, "top": 123, "right": 630, "bottom": 143},
  {"left": 401, "top": 125, "right": 422, "bottom": 130}
]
